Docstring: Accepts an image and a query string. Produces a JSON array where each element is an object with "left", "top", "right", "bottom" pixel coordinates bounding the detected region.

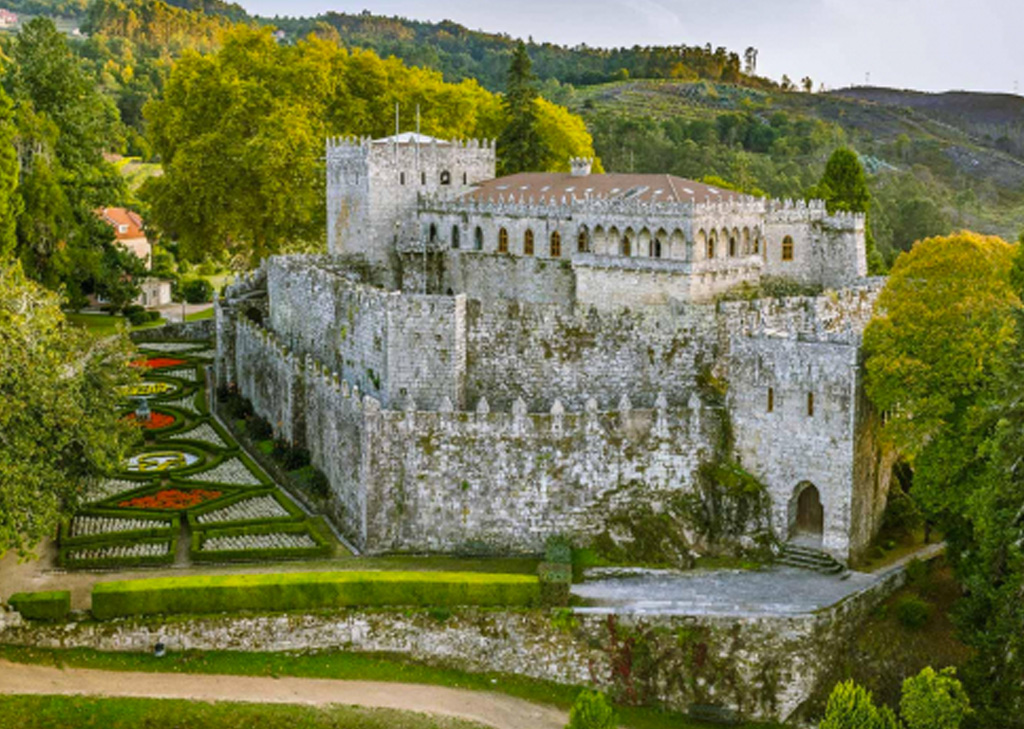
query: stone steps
[{"left": 778, "top": 543, "right": 846, "bottom": 575}]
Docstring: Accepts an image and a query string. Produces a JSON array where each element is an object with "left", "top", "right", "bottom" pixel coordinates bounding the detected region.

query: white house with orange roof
[{"left": 96, "top": 207, "right": 173, "bottom": 307}]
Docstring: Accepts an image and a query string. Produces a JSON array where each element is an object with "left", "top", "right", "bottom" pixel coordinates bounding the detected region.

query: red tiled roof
[
  {"left": 96, "top": 207, "right": 146, "bottom": 240},
  {"left": 459, "top": 173, "right": 745, "bottom": 205}
]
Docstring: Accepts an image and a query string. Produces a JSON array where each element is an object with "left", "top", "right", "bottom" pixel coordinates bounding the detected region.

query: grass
[
  {"left": 66, "top": 312, "right": 167, "bottom": 336},
  {"left": 0, "top": 646, "right": 783, "bottom": 729},
  {"left": 186, "top": 307, "right": 215, "bottom": 322},
  {"left": 0, "top": 695, "right": 486, "bottom": 729}
]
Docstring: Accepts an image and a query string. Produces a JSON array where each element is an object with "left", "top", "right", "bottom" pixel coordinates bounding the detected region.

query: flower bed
[
  {"left": 169, "top": 423, "right": 227, "bottom": 449},
  {"left": 129, "top": 357, "right": 187, "bottom": 369},
  {"left": 196, "top": 494, "right": 290, "bottom": 525},
  {"left": 71, "top": 515, "right": 166, "bottom": 537},
  {"left": 60, "top": 538, "right": 175, "bottom": 570},
  {"left": 124, "top": 449, "right": 201, "bottom": 472},
  {"left": 60, "top": 512, "right": 178, "bottom": 547},
  {"left": 186, "top": 457, "right": 265, "bottom": 486},
  {"left": 124, "top": 412, "right": 176, "bottom": 430},
  {"left": 122, "top": 381, "right": 178, "bottom": 398},
  {"left": 204, "top": 532, "right": 317, "bottom": 551},
  {"left": 191, "top": 521, "right": 331, "bottom": 563},
  {"left": 119, "top": 488, "right": 222, "bottom": 510}
]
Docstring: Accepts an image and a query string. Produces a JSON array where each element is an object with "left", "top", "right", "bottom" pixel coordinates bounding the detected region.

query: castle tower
[{"left": 326, "top": 133, "right": 496, "bottom": 263}]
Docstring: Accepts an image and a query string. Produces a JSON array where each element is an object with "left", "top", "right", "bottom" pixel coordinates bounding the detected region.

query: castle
[{"left": 215, "top": 132, "right": 893, "bottom": 563}]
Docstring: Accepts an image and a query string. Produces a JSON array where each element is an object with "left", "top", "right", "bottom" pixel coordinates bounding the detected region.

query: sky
[{"left": 235, "top": 0, "right": 1023, "bottom": 95}]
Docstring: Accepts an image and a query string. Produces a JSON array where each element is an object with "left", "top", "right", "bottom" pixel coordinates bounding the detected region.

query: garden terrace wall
[{"left": 0, "top": 561, "right": 916, "bottom": 723}]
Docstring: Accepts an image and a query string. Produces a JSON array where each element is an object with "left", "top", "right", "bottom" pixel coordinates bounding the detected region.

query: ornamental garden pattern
[{"left": 59, "top": 339, "right": 331, "bottom": 570}]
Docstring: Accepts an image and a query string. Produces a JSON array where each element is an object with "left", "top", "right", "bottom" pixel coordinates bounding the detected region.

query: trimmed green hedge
[
  {"left": 91, "top": 571, "right": 541, "bottom": 619},
  {"left": 58, "top": 537, "right": 177, "bottom": 571},
  {"left": 60, "top": 512, "right": 178, "bottom": 546},
  {"left": 189, "top": 521, "right": 331, "bottom": 563},
  {"left": 538, "top": 561, "right": 573, "bottom": 607},
  {"left": 9, "top": 591, "right": 71, "bottom": 621}
]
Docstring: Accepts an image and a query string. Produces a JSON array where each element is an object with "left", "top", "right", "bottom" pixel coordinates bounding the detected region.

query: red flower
[
  {"left": 129, "top": 357, "right": 187, "bottom": 369},
  {"left": 119, "top": 488, "right": 222, "bottom": 510},
  {"left": 124, "top": 412, "right": 176, "bottom": 430}
]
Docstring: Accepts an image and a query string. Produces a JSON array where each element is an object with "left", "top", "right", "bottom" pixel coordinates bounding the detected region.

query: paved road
[{"left": 0, "top": 660, "right": 567, "bottom": 729}]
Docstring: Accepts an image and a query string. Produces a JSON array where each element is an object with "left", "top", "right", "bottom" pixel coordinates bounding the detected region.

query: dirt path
[{"left": 0, "top": 660, "right": 567, "bottom": 729}]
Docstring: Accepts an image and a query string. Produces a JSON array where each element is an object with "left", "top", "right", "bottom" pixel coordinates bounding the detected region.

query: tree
[
  {"left": 0, "top": 88, "right": 21, "bottom": 259},
  {"left": 0, "top": 259, "right": 139, "bottom": 556},
  {"left": 497, "top": 40, "right": 551, "bottom": 175},
  {"left": 811, "top": 147, "right": 884, "bottom": 272},
  {"left": 565, "top": 690, "right": 617, "bottom": 729},
  {"left": 820, "top": 680, "right": 900, "bottom": 729},
  {"left": 802, "top": 76, "right": 813, "bottom": 93},
  {"left": 901, "top": 667, "right": 971, "bottom": 729},
  {"left": 890, "top": 197, "right": 950, "bottom": 254}
]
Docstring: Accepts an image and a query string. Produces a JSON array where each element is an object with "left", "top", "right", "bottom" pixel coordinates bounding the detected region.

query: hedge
[
  {"left": 8, "top": 591, "right": 71, "bottom": 621},
  {"left": 58, "top": 537, "right": 177, "bottom": 571},
  {"left": 91, "top": 570, "right": 541, "bottom": 619},
  {"left": 187, "top": 489, "right": 305, "bottom": 531},
  {"left": 60, "top": 512, "right": 179, "bottom": 546},
  {"left": 189, "top": 521, "right": 331, "bottom": 563},
  {"left": 538, "top": 561, "right": 573, "bottom": 607}
]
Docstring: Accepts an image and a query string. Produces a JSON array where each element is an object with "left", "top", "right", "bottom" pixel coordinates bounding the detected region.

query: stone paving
[{"left": 573, "top": 565, "right": 877, "bottom": 616}]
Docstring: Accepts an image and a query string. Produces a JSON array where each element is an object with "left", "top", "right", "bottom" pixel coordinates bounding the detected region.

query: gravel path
[{"left": 0, "top": 660, "right": 567, "bottom": 729}]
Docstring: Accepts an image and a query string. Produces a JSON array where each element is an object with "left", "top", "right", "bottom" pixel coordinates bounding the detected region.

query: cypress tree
[{"left": 497, "top": 40, "right": 551, "bottom": 174}]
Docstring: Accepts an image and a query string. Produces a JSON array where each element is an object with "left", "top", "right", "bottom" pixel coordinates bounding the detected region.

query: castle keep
[{"left": 216, "top": 133, "right": 892, "bottom": 562}]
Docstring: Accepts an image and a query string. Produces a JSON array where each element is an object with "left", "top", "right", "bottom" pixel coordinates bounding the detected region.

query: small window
[
  {"left": 421, "top": 171, "right": 426, "bottom": 185},
  {"left": 767, "top": 387, "right": 774, "bottom": 413},
  {"left": 118, "top": 224, "right": 129, "bottom": 234},
  {"left": 782, "top": 235, "right": 794, "bottom": 261},
  {"left": 620, "top": 236, "right": 631, "bottom": 256},
  {"left": 440, "top": 170, "right": 451, "bottom": 185},
  {"left": 524, "top": 229, "right": 534, "bottom": 256},
  {"left": 577, "top": 229, "right": 588, "bottom": 253},
  {"left": 707, "top": 232, "right": 716, "bottom": 259},
  {"left": 498, "top": 227, "right": 509, "bottom": 254},
  {"left": 474, "top": 226, "right": 483, "bottom": 251},
  {"left": 451, "top": 225, "right": 460, "bottom": 249},
  {"left": 652, "top": 239, "right": 662, "bottom": 258},
  {"left": 729, "top": 237, "right": 737, "bottom": 257},
  {"left": 807, "top": 392, "right": 814, "bottom": 417},
  {"left": 753, "top": 234, "right": 760, "bottom": 254},
  {"left": 462, "top": 171, "right": 468, "bottom": 185},
  {"left": 550, "top": 231, "right": 561, "bottom": 258},
  {"left": 429, "top": 223, "right": 437, "bottom": 243},
  {"left": 400, "top": 172, "right": 406, "bottom": 185}
]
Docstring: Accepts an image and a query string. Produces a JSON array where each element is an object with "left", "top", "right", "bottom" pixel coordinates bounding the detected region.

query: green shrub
[
  {"left": 821, "top": 680, "right": 900, "bottom": 729},
  {"left": 896, "top": 594, "right": 932, "bottom": 630},
  {"left": 538, "top": 561, "right": 573, "bottom": 607},
  {"left": 901, "top": 666, "right": 971, "bottom": 729},
  {"left": 8, "top": 591, "right": 71, "bottom": 621},
  {"left": 91, "top": 571, "right": 541, "bottom": 619},
  {"left": 566, "top": 690, "right": 617, "bottom": 729},
  {"left": 545, "top": 535, "right": 573, "bottom": 565},
  {"left": 245, "top": 414, "right": 273, "bottom": 441},
  {"left": 273, "top": 439, "right": 310, "bottom": 470},
  {"left": 181, "top": 278, "right": 214, "bottom": 304}
]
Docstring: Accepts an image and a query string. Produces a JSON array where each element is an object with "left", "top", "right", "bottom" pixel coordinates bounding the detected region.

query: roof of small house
[
  {"left": 460, "top": 172, "right": 746, "bottom": 205},
  {"left": 96, "top": 207, "right": 146, "bottom": 240}
]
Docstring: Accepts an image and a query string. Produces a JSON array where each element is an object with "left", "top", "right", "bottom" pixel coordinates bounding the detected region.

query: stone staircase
[{"left": 778, "top": 542, "right": 846, "bottom": 575}]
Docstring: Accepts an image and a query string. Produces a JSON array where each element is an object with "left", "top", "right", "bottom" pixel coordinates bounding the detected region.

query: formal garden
[{"left": 59, "top": 339, "right": 334, "bottom": 572}]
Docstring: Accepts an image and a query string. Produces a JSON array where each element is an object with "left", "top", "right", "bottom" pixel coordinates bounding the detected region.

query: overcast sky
[{"left": 235, "top": 0, "right": 1022, "bottom": 95}]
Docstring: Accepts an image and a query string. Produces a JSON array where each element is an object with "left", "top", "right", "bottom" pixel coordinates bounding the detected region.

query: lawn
[
  {"left": 185, "top": 307, "right": 215, "bottom": 322},
  {"left": 0, "top": 646, "right": 783, "bottom": 729},
  {"left": 0, "top": 695, "right": 486, "bottom": 729},
  {"left": 66, "top": 312, "right": 166, "bottom": 336}
]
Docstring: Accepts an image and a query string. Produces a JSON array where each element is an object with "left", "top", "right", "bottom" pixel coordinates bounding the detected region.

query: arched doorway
[{"left": 789, "top": 482, "right": 823, "bottom": 540}]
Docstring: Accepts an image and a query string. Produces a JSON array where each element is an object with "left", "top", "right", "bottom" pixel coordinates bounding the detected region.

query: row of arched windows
[
  {"left": 427, "top": 222, "right": 797, "bottom": 262},
  {"left": 399, "top": 170, "right": 468, "bottom": 186}
]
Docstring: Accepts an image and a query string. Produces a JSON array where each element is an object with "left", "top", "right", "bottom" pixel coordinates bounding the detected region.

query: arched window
[
  {"left": 652, "top": 239, "right": 662, "bottom": 258},
  {"left": 400, "top": 172, "right": 406, "bottom": 185},
  {"left": 620, "top": 236, "right": 631, "bottom": 257},
  {"left": 707, "top": 231, "right": 716, "bottom": 259},
  {"left": 767, "top": 387, "right": 774, "bottom": 413},
  {"left": 782, "top": 235, "right": 794, "bottom": 261},
  {"left": 729, "top": 236, "right": 737, "bottom": 257},
  {"left": 577, "top": 228, "right": 589, "bottom": 253},
  {"left": 451, "top": 225, "right": 460, "bottom": 249},
  {"left": 429, "top": 223, "right": 437, "bottom": 243},
  {"left": 462, "top": 172, "right": 468, "bottom": 185},
  {"left": 421, "top": 171, "right": 426, "bottom": 185},
  {"left": 474, "top": 226, "right": 483, "bottom": 251},
  {"left": 498, "top": 227, "right": 509, "bottom": 254},
  {"left": 807, "top": 392, "right": 815, "bottom": 417},
  {"left": 440, "top": 170, "right": 451, "bottom": 185},
  {"left": 524, "top": 229, "right": 534, "bottom": 256},
  {"left": 753, "top": 231, "right": 761, "bottom": 255},
  {"left": 550, "top": 231, "right": 562, "bottom": 257}
]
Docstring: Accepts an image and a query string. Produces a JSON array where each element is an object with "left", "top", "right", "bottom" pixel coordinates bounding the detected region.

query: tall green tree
[
  {"left": 900, "top": 667, "right": 971, "bottom": 729},
  {"left": 810, "top": 147, "right": 884, "bottom": 273},
  {"left": 497, "top": 40, "right": 551, "bottom": 175},
  {"left": 0, "top": 87, "right": 22, "bottom": 258},
  {"left": 820, "top": 680, "right": 900, "bottom": 729},
  {"left": 0, "top": 259, "right": 139, "bottom": 556}
]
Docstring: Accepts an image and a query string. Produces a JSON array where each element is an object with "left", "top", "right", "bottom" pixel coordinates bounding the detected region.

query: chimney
[{"left": 570, "top": 157, "right": 593, "bottom": 177}]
